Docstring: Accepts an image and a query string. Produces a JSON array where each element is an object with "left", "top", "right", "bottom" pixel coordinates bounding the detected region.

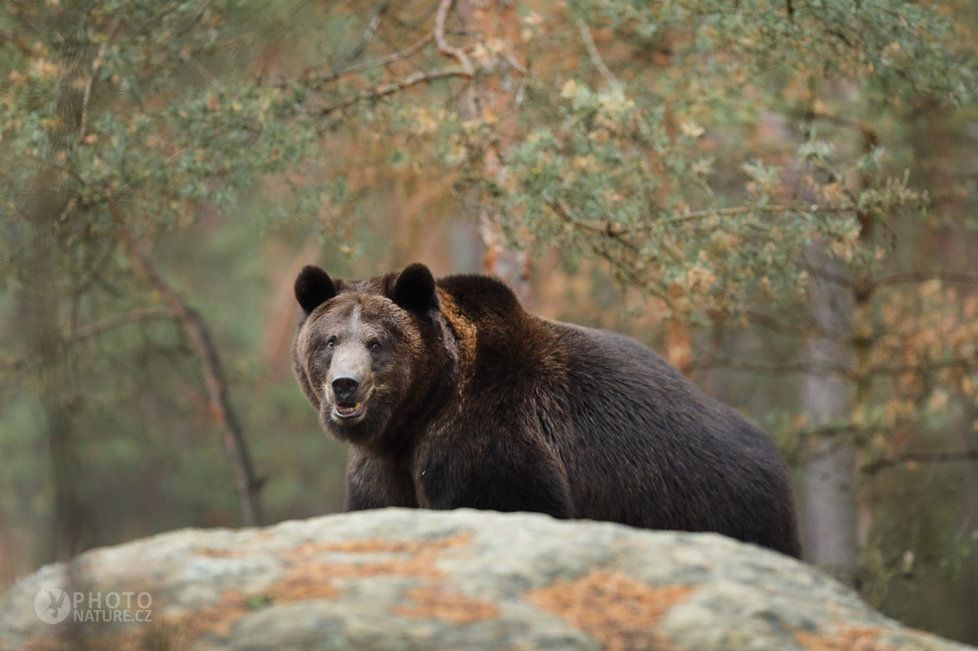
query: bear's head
[{"left": 291, "top": 263, "right": 455, "bottom": 450}]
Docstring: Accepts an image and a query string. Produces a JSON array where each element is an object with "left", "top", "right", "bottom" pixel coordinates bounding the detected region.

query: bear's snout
[
  {"left": 325, "top": 347, "right": 374, "bottom": 424},
  {"left": 326, "top": 343, "right": 373, "bottom": 411},
  {"left": 331, "top": 376, "right": 360, "bottom": 404},
  {"left": 326, "top": 373, "right": 371, "bottom": 418}
]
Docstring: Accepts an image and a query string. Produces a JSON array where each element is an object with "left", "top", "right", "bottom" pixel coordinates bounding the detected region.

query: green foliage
[
  {"left": 0, "top": 1, "right": 320, "bottom": 279},
  {"left": 0, "top": 0, "right": 333, "bottom": 559},
  {"left": 1, "top": 0, "right": 977, "bottom": 641},
  {"left": 571, "top": 0, "right": 976, "bottom": 105}
]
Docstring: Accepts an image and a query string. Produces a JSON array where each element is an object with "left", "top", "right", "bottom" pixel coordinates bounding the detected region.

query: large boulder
[{"left": 0, "top": 508, "right": 969, "bottom": 650}]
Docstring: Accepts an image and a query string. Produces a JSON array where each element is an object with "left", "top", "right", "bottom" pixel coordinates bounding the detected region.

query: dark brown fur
[{"left": 292, "top": 264, "right": 801, "bottom": 557}]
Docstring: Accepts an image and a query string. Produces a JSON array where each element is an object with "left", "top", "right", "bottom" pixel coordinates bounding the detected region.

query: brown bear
[{"left": 292, "top": 263, "right": 801, "bottom": 557}]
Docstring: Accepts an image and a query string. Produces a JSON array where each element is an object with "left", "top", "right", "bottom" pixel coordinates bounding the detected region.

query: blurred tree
[
  {"left": 0, "top": 0, "right": 323, "bottom": 546},
  {"left": 2, "top": 0, "right": 977, "bottom": 642},
  {"left": 277, "top": 0, "right": 978, "bottom": 632}
]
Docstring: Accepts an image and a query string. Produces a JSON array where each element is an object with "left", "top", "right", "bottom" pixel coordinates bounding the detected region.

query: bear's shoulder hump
[{"left": 437, "top": 273, "right": 521, "bottom": 317}]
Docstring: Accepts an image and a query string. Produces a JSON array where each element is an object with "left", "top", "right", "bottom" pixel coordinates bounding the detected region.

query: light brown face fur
[{"left": 294, "top": 292, "right": 423, "bottom": 445}]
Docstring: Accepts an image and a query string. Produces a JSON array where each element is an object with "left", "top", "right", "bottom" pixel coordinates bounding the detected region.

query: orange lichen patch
[
  {"left": 795, "top": 625, "right": 895, "bottom": 651},
  {"left": 279, "top": 533, "right": 473, "bottom": 582},
  {"left": 286, "top": 555, "right": 446, "bottom": 582},
  {"left": 20, "top": 533, "right": 476, "bottom": 649},
  {"left": 525, "top": 572, "right": 694, "bottom": 651},
  {"left": 21, "top": 634, "right": 75, "bottom": 651},
  {"left": 290, "top": 532, "right": 472, "bottom": 557},
  {"left": 77, "top": 591, "right": 256, "bottom": 650},
  {"left": 141, "top": 578, "right": 337, "bottom": 647},
  {"left": 171, "top": 590, "right": 254, "bottom": 639},
  {"left": 22, "top": 630, "right": 151, "bottom": 651},
  {"left": 195, "top": 546, "right": 253, "bottom": 558},
  {"left": 265, "top": 567, "right": 342, "bottom": 602},
  {"left": 395, "top": 586, "right": 500, "bottom": 624},
  {"left": 159, "top": 533, "right": 472, "bottom": 642}
]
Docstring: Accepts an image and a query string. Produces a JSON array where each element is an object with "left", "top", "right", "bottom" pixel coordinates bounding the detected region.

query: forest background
[{"left": 1, "top": 0, "right": 977, "bottom": 643}]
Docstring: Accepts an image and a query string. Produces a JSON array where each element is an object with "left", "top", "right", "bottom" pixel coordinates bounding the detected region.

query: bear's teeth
[{"left": 336, "top": 403, "right": 360, "bottom": 416}]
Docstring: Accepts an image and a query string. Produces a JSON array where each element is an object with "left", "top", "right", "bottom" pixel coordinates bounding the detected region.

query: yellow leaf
[
  {"left": 481, "top": 106, "right": 498, "bottom": 126},
  {"left": 560, "top": 79, "right": 578, "bottom": 99},
  {"left": 926, "top": 389, "right": 948, "bottom": 412},
  {"left": 680, "top": 121, "right": 705, "bottom": 138}
]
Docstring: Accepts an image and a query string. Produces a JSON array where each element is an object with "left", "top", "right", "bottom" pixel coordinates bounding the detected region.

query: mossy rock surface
[{"left": 0, "top": 508, "right": 971, "bottom": 650}]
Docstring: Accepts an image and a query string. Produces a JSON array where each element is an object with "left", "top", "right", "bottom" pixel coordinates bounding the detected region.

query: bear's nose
[{"left": 331, "top": 376, "right": 360, "bottom": 403}]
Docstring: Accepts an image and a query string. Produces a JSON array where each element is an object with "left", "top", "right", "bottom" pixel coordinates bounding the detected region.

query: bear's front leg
[
  {"left": 416, "top": 435, "right": 574, "bottom": 520},
  {"left": 344, "top": 448, "right": 418, "bottom": 511}
]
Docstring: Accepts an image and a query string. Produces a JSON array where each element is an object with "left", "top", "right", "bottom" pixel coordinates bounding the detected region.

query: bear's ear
[
  {"left": 391, "top": 263, "right": 437, "bottom": 314},
  {"left": 294, "top": 265, "right": 337, "bottom": 314}
]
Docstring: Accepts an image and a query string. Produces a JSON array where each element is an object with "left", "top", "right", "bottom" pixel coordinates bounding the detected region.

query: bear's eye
[
  {"left": 325, "top": 336, "right": 337, "bottom": 350},
  {"left": 367, "top": 339, "right": 382, "bottom": 352}
]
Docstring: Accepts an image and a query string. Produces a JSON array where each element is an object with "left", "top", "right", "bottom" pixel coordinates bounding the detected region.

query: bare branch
[
  {"left": 797, "top": 423, "right": 864, "bottom": 440},
  {"left": 862, "top": 449, "right": 978, "bottom": 475},
  {"left": 336, "top": 1, "right": 390, "bottom": 70},
  {"left": 807, "top": 266, "right": 853, "bottom": 289},
  {"left": 71, "top": 308, "right": 173, "bottom": 342},
  {"left": 78, "top": 42, "right": 108, "bottom": 143},
  {"left": 434, "top": 0, "right": 477, "bottom": 117},
  {"left": 292, "top": 4, "right": 436, "bottom": 92},
  {"left": 551, "top": 199, "right": 637, "bottom": 252},
  {"left": 866, "top": 348, "right": 978, "bottom": 377},
  {"left": 363, "top": 33, "right": 435, "bottom": 69},
  {"left": 550, "top": 199, "right": 857, "bottom": 248},
  {"left": 548, "top": 200, "right": 669, "bottom": 303},
  {"left": 0, "top": 307, "right": 175, "bottom": 370},
  {"left": 317, "top": 67, "right": 471, "bottom": 116},
  {"left": 116, "top": 216, "right": 264, "bottom": 526},
  {"left": 0, "top": 26, "right": 33, "bottom": 56},
  {"left": 799, "top": 106, "right": 879, "bottom": 147},
  {"left": 576, "top": 18, "right": 621, "bottom": 88},
  {"left": 744, "top": 309, "right": 849, "bottom": 342},
  {"left": 546, "top": 202, "right": 857, "bottom": 238},
  {"left": 689, "top": 359, "right": 853, "bottom": 378},
  {"left": 666, "top": 202, "right": 856, "bottom": 225},
  {"left": 872, "top": 270, "right": 978, "bottom": 289},
  {"left": 434, "top": 0, "right": 474, "bottom": 77},
  {"left": 303, "top": 34, "right": 435, "bottom": 91}
]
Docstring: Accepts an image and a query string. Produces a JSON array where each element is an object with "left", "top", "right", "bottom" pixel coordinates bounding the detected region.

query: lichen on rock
[{"left": 0, "top": 509, "right": 971, "bottom": 650}]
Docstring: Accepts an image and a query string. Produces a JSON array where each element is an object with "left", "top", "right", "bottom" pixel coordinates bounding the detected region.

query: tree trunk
[
  {"left": 800, "top": 248, "right": 858, "bottom": 583},
  {"left": 451, "top": 0, "right": 531, "bottom": 300},
  {"left": 120, "top": 231, "right": 264, "bottom": 527},
  {"left": 16, "top": 8, "right": 97, "bottom": 562}
]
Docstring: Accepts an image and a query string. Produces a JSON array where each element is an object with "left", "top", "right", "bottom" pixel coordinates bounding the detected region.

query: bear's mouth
[{"left": 332, "top": 401, "right": 365, "bottom": 421}]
